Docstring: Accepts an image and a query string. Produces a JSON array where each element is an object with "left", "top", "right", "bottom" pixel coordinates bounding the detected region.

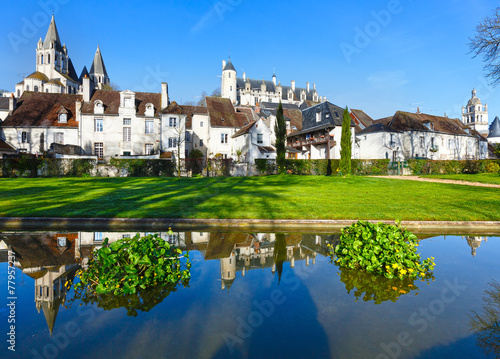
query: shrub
[
  {"left": 330, "top": 221, "right": 435, "bottom": 280},
  {"left": 69, "top": 233, "right": 191, "bottom": 317},
  {"left": 486, "top": 162, "right": 500, "bottom": 173}
]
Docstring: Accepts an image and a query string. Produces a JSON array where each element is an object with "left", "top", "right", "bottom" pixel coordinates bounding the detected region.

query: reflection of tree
[
  {"left": 338, "top": 267, "right": 423, "bottom": 304},
  {"left": 273, "top": 234, "right": 287, "bottom": 284},
  {"left": 469, "top": 280, "right": 500, "bottom": 358},
  {"left": 67, "top": 278, "right": 189, "bottom": 317}
]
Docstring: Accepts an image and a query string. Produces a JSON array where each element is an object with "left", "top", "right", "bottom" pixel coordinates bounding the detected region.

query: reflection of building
[
  {"left": 1, "top": 233, "right": 81, "bottom": 335},
  {"left": 463, "top": 236, "right": 488, "bottom": 257}
]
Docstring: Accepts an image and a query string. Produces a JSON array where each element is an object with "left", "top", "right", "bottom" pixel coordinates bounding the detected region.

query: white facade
[
  {"left": 2, "top": 127, "right": 79, "bottom": 155},
  {"left": 232, "top": 119, "right": 276, "bottom": 163}
]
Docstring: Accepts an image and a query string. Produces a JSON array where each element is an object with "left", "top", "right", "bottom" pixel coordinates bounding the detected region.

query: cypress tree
[
  {"left": 339, "top": 107, "right": 352, "bottom": 176},
  {"left": 275, "top": 101, "right": 286, "bottom": 174}
]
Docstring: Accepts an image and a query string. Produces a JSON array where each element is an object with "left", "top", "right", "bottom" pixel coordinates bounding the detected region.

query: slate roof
[
  {"left": 161, "top": 102, "right": 208, "bottom": 129},
  {"left": 260, "top": 102, "right": 301, "bottom": 111},
  {"left": 43, "top": 15, "right": 63, "bottom": 52},
  {"left": 81, "top": 90, "right": 161, "bottom": 116},
  {"left": 236, "top": 78, "right": 318, "bottom": 102},
  {"left": 488, "top": 116, "right": 500, "bottom": 138},
  {"left": 301, "top": 101, "right": 351, "bottom": 131},
  {"left": 79, "top": 66, "right": 89, "bottom": 82},
  {"left": 89, "top": 45, "right": 108, "bottom": 77},
  {"left": 67, "top": 58, "right": 80, "bottom": 83},
  {"left": 259, "top": 105, "right": 303, "bottom": 131},
  {"left": 2, "top": 92, "right": 82, "bottom": 128},
  {"left": 223, "top": 58, "right": 236, "bottom": 72},
  {"left": 358, "top": 122, "right": 398, "bottom": 135},
  {"left": 205, "top": 96, "right": 248, "bottom": 127}
]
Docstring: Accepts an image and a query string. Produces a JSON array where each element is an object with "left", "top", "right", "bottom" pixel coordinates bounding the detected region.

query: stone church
[{"left": 14, "top": 15, "right": 109, "bottom": 98}]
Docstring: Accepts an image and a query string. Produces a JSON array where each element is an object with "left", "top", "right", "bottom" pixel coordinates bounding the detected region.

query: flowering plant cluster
[{"left": 329, "top": 221, "right": 435, "bottom": 280}]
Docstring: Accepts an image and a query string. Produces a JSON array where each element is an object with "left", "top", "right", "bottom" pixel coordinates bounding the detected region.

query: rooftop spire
[
  {"left": 89, "top": 44, "right": 108, "bottom": 77},
  {"left": 43, "top": 15, "right": 62, "bottom": 50}
]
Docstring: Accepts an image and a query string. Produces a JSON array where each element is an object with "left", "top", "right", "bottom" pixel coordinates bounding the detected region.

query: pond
[{"left": 0, "top": 230, "right": 499, "bottom": 359}]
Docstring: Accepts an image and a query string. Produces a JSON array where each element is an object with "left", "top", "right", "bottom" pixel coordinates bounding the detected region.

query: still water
[{"left": 0, "top": 231, "right": 498, "bottom": 359}]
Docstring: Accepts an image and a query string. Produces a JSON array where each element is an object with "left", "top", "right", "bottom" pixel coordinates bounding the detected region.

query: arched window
[
  {"left": 47, "top": 54, "right": 50, "bottom": 64},
  {"left": 34, "top": 86, "right": 39, "bottom": 92},
  {"left": 41, "top": 54, "right": 44, "bottom": 64},
  {"left": 45, "top": 89, "right": 49, "bottom": 93},
  {"left": 17, "top": 89, "right": 20, "bottom": 97}
]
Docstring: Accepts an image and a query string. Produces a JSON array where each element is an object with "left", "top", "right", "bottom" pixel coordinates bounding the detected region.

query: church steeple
[
  {"left": 43, "top": 15, "right": 62, "bottom": 51},
  {"left": 89, "top": 44, "right": 110, "bottom": 89}
]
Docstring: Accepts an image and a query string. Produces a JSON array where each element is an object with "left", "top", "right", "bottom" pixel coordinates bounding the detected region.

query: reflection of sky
[{"left": 0, "top": 235, "right": 498, "bottom": 359}]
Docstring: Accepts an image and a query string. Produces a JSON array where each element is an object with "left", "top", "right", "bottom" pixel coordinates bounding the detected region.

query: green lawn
[
  {"left": 421, "top": 173, "right": 500, "bottom": 185},
  {"left": 0, "top": 176, "right": 498, "bottom": 221}
]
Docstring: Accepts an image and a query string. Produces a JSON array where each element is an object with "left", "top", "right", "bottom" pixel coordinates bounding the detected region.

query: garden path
[{"left": 375, "top": 176, "right": 500, "bottom": 188}]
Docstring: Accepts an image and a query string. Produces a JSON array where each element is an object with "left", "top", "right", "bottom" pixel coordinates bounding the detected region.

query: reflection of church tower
[
  {"left": 34, "top": 264, "right": 78, "bottom": 335},
  {"left": 220, "top": 255, "right": 236, "bottom": 291},
  {"left": 462, "top": 89, "right": 489, "bottom": 136},
  {"left": 464, "top": 236, "right": 488, "bottom": 257}
]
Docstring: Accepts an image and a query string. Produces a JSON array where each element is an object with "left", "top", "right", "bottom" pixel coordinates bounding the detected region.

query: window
[
  {"left": 58, "top": 113, "right": 67, "bottom": 123},
  {"left": 168, "top": 137, "right": 178, "bottom": 148},
  {"left": 257, "top": 134, "right": 263, "bottom": 144},
  {"left": 95, "top": 119, "right": 103, "bottom": 132},
  {"left": 34, "top": 86, "right": 39, "bottom": 92},
  {"left": 54, "top": 132, "right": 64, "bottom": 144},
  {"left": 122, "top": 234, "right": 131, "bottom": 239},
  {"left": 21, "top": 131, "right": 28, "bottom": 143},
  {"left": 389, "top": 134, "right": 395, "bottom": 147},
  {"left": 221, "top": 133, "right": 228, "bottom": 144},
  {"left": 123, "top": 127, "right": 131, "bottom": 142},
  {"left": 419, "top": 136, "right": 424, "bottom": 147},
  {"left": 200, "top": 121, "right": 204, "bottom": 127},
  {"left": 145, "top": 143, "right": 154, "bottom": 155},
  {"left": 316, "top": 112, "right": 321, "bottom": 122},
  {"left": 185, "top": 132, "right": 191, "bottom": 142},
  {"left": 94, "top": 232, "right": 103, "bottom": 242},
  {"left": 199, "top": 139, "right": 203, "bottom": 147},
  {"left": 123, "top": 151, "right": 131, "bottom": 156},
  {"left": 94, "top": 142, "right": 104, "bottom": 158},
  {"left": 123, "top": 118, "right": 131, "bottom": 126},
  {"left": 169, "top": 117, "right": 177, "bottom": 127},
  {"left": 145, "top": 120, "right": 154, "bottom": 134},
  {"left": 57, "top": 237, "right": 67, "bottom": 247}
]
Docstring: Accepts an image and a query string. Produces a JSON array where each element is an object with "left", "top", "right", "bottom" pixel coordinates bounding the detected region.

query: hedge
[
  {"left": 0, "top": 157, "right": 96, "bottom": 178},
  {"left": 109, "top": 158, "right": 175, "bottom": 177},
  {"left": 255, "top": 159, "right": 390, "bottom": 176},
  {"left": 406, "top": 159, "right": 500, "bottom": 175}
]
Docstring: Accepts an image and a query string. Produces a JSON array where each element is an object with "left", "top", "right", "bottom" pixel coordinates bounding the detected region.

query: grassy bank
[
  {"left": 421, "top": 173, "right": 500, "bottom": 185},
  {"left": 0, "top": 176, "right": 499, "bottom": 221}
]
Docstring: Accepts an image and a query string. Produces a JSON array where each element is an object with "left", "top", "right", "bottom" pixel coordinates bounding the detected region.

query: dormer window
[
  {"left": 423, "top": 122, "right": 433, "bottom": 130},
  {"left": 316, "top": 112, "right": 321, "bottom": 122},
  {"left": 94, "top": 100, "right": 104, "bottom": 114},
  {"left": 58, "top": 113, "right": 67, "bottom": 123},
  {"left": 124, "top": 97, "right": 133, "bottom": 107},
  {"left": 145, "top": 103, "right": 154, "bottom": 117}
]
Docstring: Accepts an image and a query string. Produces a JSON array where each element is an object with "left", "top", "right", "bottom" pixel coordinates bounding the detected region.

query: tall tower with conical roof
[
  {"left": 462, "top": 89, "right": 489, "bottom": 136},
  {"left": 89, "top": 45, "right": 110, "bottom": 89},
  {"left": 488, "top": 116, "right": 500, "bottom": 144},
  {"left": 221, "top": 57, "right": 237, "bottom": 103},
  {"left": 35, "top": 15, "right": 69, "bottom": 80}
]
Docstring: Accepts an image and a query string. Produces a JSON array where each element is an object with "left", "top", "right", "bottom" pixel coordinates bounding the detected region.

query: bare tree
[
  {"left": 101, "top": 82, "right": 120, "bottom": 91},
  {"left": 469, "top": 8, "right": 500, "bottom": 85},
  {"left": 172, "top": 120, "right": 186, "bottom": 177}
]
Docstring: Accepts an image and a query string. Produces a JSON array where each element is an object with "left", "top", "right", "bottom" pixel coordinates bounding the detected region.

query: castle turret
[
  {"left": 462, "top": 88, "right": 489, "bottom": 136},
  {"left": 221, "top": 57, "right": 237, "bottom": 103},
  {"left": 89, "top": 44, "right": 110, "bottom": 89}
]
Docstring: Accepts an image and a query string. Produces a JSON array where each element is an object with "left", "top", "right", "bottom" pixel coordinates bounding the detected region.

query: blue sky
[{"left": 1, "top": 0, "right": 499, "bottom": 121}]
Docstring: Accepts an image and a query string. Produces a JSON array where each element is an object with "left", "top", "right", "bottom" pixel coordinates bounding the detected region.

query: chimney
[
  {"left": 222, "top": 60, "right": 226, "bottom": 70},
  {"left": 161, "top": 82, "right": 169, "bottom": 110},
  {"left": 291, "top": 80, "right": 295, "bottom": 91},
  {"left": 243, "top": 72, "right": 246, "bottom": 81},
  {"left": 75, "top": 100, "right": 82, "bottom": 121},
  {"left": 83, "top": 75, "right": 91, "bottom": 102},
  {"left": 416, "top": 107, "right": 421, "bottom": 114},
  {"left": 8, "top": 94, "right": 16, "bottom": 114},
  {"left": 306, "top": 82, "right": 310, "bottom": 92}
]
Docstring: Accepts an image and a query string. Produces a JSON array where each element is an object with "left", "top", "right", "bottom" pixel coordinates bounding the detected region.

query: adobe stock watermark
[
  {"left": 222, "top": 259, "right": 319, "bottom": 353},
  {"left": 192, "top": 0, "right": 245, "bottom": 33},
  {"left": 31, "top": 305, "right": 97, "bottom": 359},
  {"left": 134, "top": 65, "right": 169, "bottom": 93},
  {"left": 374, "top": 277, "right": 467, "bottom": 359},
  {"left": 7, "top": 0, "right": 71, "bottom": 54},
  {"left": 340, "top": 0, "right": 411, "bottom": 63}
]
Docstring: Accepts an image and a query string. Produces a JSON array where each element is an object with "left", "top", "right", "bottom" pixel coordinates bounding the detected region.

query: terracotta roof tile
[
  {"left": 2, "top": 92, "right": 82, "bottom": 128},
  {"left": 389, "top": 111, "right": 468, "bottom": 135},
  {"left": 81, "top": 90, "right": 161, "bottom": 116},
  {"left": 161, "top": 102, "right": 208, "bottom": 130},
  {"left": 206, "top": 96, "right": 246, "bottom": 127}
]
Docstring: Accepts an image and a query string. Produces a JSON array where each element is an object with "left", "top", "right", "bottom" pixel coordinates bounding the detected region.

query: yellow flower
[
  {"left": 420, "top": 272, "right": 425, "bottom": 277},
  {"left": 408, "top": 268, "right": 414, "bottom": 273},
  {"left": 400, "top": 269, "right": 407, "bottom": 275},
  {"left": 392, "top": 263, "right": 398, "bottom": 269}
]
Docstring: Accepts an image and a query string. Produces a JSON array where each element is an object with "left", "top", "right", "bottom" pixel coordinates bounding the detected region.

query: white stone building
[
  {"left": 487, "top": 116, "right": 500, "bottom": 144},
  {"left": 358, "top": 111, "right": 489, "bottom": 161},
  {"left": 220, "top": 57, "right": 326, "bottom": 106},
  {"left": 462, "top": 89, "right": 489, "bottom": 137},
  {"left": 232, "top": 118, "right": 276, "bottom": 163},
  {"left": 15, "top": 16, "right": 109, "bottom": 98}
]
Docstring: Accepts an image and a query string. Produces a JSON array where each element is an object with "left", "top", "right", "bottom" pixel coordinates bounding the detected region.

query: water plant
[
  {"left": 67, "top": 232, "right": 191, "bottom": 316},
  {"left": 329, "top": 221, "right": 435, "bottom": 280}
]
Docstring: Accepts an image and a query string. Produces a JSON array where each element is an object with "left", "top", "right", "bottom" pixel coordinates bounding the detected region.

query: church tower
[
  {"left": 221, "top": 57, "right": 237, "bottom": 103},
  {"left": 35, "top": 15, "right": 69, "bottom": 80},
  {"left": 462, "top": 89, "right": 489, "bottom": 136},
  {"left": 89, "top": 45, "right": 110, "bottom": 89}
]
